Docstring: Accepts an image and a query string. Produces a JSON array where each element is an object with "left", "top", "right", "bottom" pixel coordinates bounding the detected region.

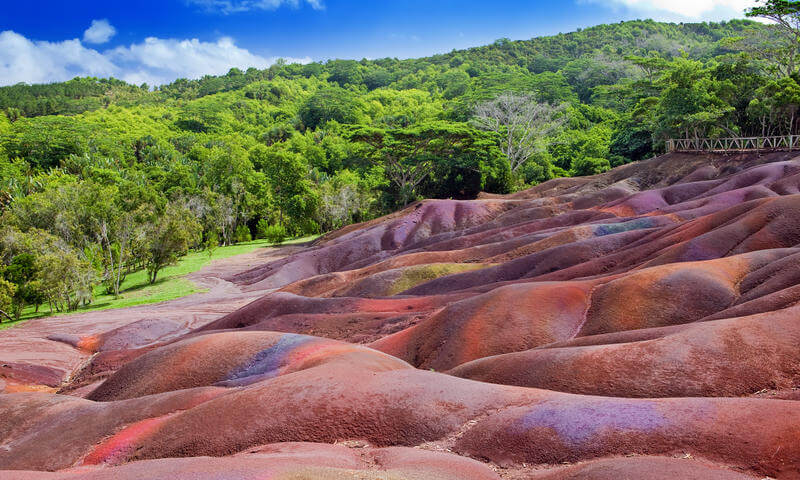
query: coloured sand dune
[{"left": 2, "top": 152, "right": 800, "bottom": 479}]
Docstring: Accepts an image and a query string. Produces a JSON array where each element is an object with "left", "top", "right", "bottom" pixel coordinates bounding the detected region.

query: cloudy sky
[{"left": 0, "top": 0, "right": 760, "bottom": 87}]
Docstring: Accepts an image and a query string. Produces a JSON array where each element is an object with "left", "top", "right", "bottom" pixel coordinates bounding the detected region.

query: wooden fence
[{"left": 666, "top": 136, "right": 800, "bottom": 153}]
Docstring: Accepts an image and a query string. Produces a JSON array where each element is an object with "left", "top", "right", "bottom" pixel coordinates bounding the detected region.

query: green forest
[{"left": 2, "top": 1, "right": 800, "bottom": 320}]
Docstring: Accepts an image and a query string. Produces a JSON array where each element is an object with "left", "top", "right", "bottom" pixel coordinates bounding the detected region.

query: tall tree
[
  {"left": 3, "top": 253, "right": 41, "bottom": 319},
  {"left": 747, "top": 76, "right": 800, "bottom": 135},
  {"left": 747, "top": 0, "right": 800, "bottom": 76},
  {"left": 472, "top": 93, "right": 565, "bottom": 174},
  {"left": 348, "top": 122, "right": 501, "bottom": 206},
  {"left": 144, "top": 204, "right": 201, "bottom": 284},
  {"left": 650, "top": 57, "right": 736, "bottom": 140},
  {"left": 250, "top": 146, "right": 316, "bottom": 229},
  {"left": 0, "top": 277, "right": 15, "bottom": 322}
]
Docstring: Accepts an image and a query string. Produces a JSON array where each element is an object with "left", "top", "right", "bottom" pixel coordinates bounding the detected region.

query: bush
[
  {"left": 609, "top": 120, "right": 654, "bottom": 163},
  {"left": 571, "top": 156, "right": 611, "bottom": 176},
  {"left": 261, "top": 223, "right": 287, "bottom": 245},
  {"left": 255, "top": 218, "right": 270, "bottom": 239},
  {"left": 205, "top": 231, "right": 219, "bottom": 257},
  {"left": 234, "top": 224, "right": 252, "bottom": 243},
  {"left": 0, "top": 277, "right": 16, "bottom": 322}
]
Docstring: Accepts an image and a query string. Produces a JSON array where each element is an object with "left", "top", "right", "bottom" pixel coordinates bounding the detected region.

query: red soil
[{"left": 2, "top": 152, "right": 800, "bottom": 479}]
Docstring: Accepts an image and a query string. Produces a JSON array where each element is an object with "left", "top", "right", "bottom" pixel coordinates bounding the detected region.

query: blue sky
[{"left": 0, "top": 0, "right": 758, "bottom": 86}]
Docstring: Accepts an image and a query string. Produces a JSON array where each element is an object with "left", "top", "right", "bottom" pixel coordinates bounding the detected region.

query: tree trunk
[
  {"left": 114, "top": 242, "right": 125, "bottom": 297},
  {"left": 0, "top": 308, "right": 13, "bottom": 323}
]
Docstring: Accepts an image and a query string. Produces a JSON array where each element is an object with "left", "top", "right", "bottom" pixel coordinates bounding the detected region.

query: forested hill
[
  {"left": 1, "top": 17, "right": 796, "bottom": 317},
  {"left": 0, "top": 19, "right": 760, "bottom": 117}
]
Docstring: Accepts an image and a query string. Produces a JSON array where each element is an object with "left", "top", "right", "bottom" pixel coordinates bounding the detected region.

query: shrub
[
  {"left": 234, "top": 224, "right": 252, "bottom": 243},
  {"left": 571, "top": 156, "right": 611, "bottom": 176},
  {"left": 262, "top": 224, "right": 287, "bottom": 245},
  {"left": 205, "top": 231, "right": 219, "bottom": 257},
  {"left": 255, "top": 218, "right": 270, "bottom": 239}
]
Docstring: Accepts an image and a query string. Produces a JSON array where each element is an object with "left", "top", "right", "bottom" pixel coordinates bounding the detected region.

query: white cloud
[
  {"left": 0, "top": 31, "right": 116, "bottom": 85},
  {"left": 107, "top": 36, "right": 276, "bottom": 85},
  {"left": 0, "top": 30, "right": 308, "bottom": 87},
  {"left": 83, "top": 19, "right": 116, "bottom": 44},
  {"left": 592, "top": 0, "right": 759, "bottom": 21},
  {"left": 187, "top": 0, "right": 323, "bottom": 14}
]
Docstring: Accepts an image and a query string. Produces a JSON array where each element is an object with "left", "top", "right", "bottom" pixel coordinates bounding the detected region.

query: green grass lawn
[{"left": 0, "top": 236, "right": 316, "bottom": 331}]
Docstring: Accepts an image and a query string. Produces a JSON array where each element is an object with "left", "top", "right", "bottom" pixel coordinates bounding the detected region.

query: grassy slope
[{"left": 0, "top": 236, "right": 316, "bottom": 331}]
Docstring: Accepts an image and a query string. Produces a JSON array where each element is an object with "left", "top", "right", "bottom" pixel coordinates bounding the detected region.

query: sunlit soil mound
[
  {"left": 4, "top": 152, "right": 800, "bottom": 480},
  {"left": 87, "top": 331, "right": 411, "bottom": 401},
  {"left": 0, "top": 443, "right": 502, "bottom": 480},
  {"left": 449, "top": 300, "right": 800, "bottom": 397}
]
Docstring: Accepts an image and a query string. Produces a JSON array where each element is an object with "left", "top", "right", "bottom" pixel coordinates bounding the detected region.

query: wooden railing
[{"left": 666, "top": 136, "right": 800, "bottom": 153}]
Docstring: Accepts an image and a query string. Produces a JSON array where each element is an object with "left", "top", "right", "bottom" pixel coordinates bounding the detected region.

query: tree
[
  {"left": 747, "top": 76, "right": 800, "bottom": 135},
  {"left": 258, "top": 221, "right": 287, "bottom": 244},
  {"left": 650, "top": 57, "right": 736, "bottom": 140},
  {"left": 234, "top": 224, "right": 252, "bottom": 243},
  {"left": 747, "top": 1, "right": 800, "bottom": 76},
  {"left": 299, "top": 88, "right": 362, "bottom": 129},
  {"left": 5, "top": 107, "right": 21, "bottom": 123},
  {"left": 195, "top": 144, "right": 260, "bottom": 242},
  {"left": 326, "top": 60, "right": 364, "bottom": 86},
  {"left": 251, "top": 145, "right": 317, "bottom": 232},
  {"left": 609, "top": 114, "right": 655, "bottom": 163},
  {"left": 7, "top": 179, "right": 136, "bottom": 297},
  {"left": 205, "top": 231, "right": 219, "bottom": 258},
  {"left": 144, "top": 204, "right": 201, "bottom": 284},
  {"left": 746, "top": 0, "right": 800, "bottom": 76},
  {"left": 572, "top": 156, "right": 611, "bottom": 176},
  {"left": 3, "top": 253, "right": 44, "bottom": 319},
  {"left": 0, "top": 226, "right": 93, "bottom": 314},
  {"left": 549, "top": 124, "right": 614, "bottom": 174},
  {"left": 315, "top": 169, "right": 379, "bottom": 231},
  {"left": 0, "top": 277, "right": 16, "bottom": 322},
  {"left": 561, "top": 55, "right": 635, "bottom": 103},
  {"left": 348, "top": 122, "right": 502, "bottom": 206},
  {"left": 99, "top": 208, "right": 150, "bottom": 297},
  {"left": 1, "top": 116, "right": 94, "bottom": 169},
  {"left": 39, "top": 249, "right": 95, "bottom": 312},
  {"left": 626, "top": 55, "right": 670, "bottom": 84},
  {"left": 738, "top": 1, "right": 800, "bottom": 80},
  {"left": 472, "top": 93, "right": 566, "bottom": 174}
]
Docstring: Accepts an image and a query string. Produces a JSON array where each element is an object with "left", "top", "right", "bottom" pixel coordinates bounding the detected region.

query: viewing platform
[{"left": 667, "top": 136, "right": 800, "bottom": 153}]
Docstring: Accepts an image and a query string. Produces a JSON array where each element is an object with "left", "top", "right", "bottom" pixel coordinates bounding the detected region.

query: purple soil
[
  {"left": 524, "top": 456, "right": 759, "bottom": 479},
  {"left": 3, "top": 152, "right": 800, "bottom": 480}
]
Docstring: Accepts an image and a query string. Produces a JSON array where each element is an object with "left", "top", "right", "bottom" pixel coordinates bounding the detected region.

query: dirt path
[{"left": 0, "top": 244, "right": 307, "bottom": 393}]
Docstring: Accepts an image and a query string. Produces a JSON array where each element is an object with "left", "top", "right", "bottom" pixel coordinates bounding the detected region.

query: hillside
[
  {"left": 2, "top": 151, "right": 800, "bottom": 479},
  {"left": 0, "top": 19, "right": 760, "bottom": 115}
]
